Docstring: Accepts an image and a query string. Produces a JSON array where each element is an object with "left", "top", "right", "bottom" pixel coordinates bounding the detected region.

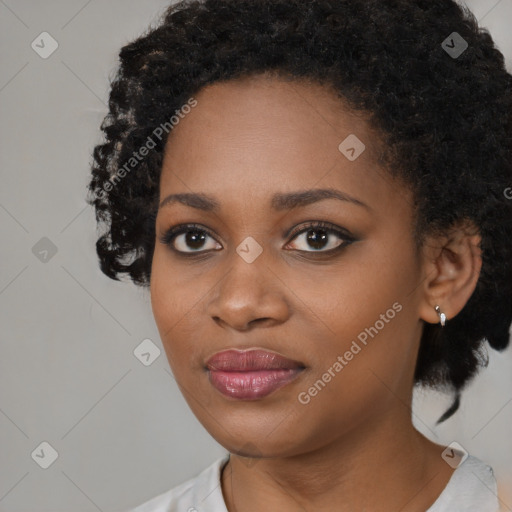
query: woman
[{"left": 87, "top": 0, "right": 511, "bottom": 510}]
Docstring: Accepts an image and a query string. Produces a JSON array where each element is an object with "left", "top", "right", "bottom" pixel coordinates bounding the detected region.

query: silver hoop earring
[{"left": 435, "top": 305, "right": 446, "bottom": 327}]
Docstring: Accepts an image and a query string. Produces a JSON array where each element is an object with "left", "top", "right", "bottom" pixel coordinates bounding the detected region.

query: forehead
[{"left": 159, "top": 74, "right": 398, "bottom": 214}]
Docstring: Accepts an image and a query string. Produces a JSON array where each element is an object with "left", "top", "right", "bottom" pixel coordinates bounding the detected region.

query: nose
[{"left": 207, "top": 252, "right": 291, "bottom": 331}]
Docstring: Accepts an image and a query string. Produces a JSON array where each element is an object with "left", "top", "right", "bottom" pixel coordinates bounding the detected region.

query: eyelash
[{"left": 158, "top": 221, "right": 356, "bottom": 258}]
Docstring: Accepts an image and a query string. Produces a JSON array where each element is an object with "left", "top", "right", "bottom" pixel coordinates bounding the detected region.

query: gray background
[{"left": 0, "top": 1, "right": 511, "bottom": 510}]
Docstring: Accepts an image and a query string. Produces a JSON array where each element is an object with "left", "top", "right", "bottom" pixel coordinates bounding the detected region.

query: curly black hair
[{"left": 86, "top": 0, "right": 512, "bottom": 422}]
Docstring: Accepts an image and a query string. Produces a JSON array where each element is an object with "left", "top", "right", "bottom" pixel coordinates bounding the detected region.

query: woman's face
[{"left": 151, "top": 74, "right": 427, "bottom": 457}]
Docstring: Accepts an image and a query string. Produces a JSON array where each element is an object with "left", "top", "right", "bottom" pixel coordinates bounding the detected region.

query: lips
[
  {"left": 206, "top": 349, "right": 304, "bottom": 371},
  {"left": 205, "top": 349, "right": 305, "bottom": 400}
]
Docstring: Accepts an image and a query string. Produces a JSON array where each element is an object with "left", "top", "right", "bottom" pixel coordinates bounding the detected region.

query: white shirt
[{"left": 124, "top": 454, "right": 499, "bottom": 512}]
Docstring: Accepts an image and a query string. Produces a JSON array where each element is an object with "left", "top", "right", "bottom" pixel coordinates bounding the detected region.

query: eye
[
  {"left": 285, "top": 221, "right": 355, "bottom": 253},
  {"left": 158, "top": 223, "right": 221, "bottom": 254},
  {"left": 159, "top": 221, "right": 356, "bottom": 256}
]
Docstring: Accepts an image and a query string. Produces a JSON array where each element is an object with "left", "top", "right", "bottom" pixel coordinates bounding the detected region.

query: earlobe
[{"left": 417, "top": 224, "right": 482, "bottom": 326}]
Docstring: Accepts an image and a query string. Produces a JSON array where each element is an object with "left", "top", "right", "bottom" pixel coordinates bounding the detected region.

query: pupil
[
  {"left": 307, "top": 229, "right": 327, "bottom": 249},
  {"left": 183, "top": 229, "right": 329, "bottom": 250},
  {"left": 186, "top": 231, "right": 206, "bottom": 249}
]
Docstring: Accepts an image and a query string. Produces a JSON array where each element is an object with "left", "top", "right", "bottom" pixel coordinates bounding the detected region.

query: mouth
[{"left": 205, "top": 349, "right": 306, "bottom": 400}]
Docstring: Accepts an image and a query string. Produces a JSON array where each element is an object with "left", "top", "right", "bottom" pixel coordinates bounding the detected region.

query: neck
[{"left": 221, "top": 404, "right": 455, "bottom": 512}]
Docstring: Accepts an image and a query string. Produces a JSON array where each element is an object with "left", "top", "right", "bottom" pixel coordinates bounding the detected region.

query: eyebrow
[{"left": 158, "top": 188, "right": 370, "bottom": 212}]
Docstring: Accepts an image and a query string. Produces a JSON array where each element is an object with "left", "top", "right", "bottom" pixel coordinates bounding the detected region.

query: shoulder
[
  {"left": 427, "top": 455, "right": 499, "bottom": 512},
  {"left": 121, "top": 454, "right": 230, "bottom": 512}
]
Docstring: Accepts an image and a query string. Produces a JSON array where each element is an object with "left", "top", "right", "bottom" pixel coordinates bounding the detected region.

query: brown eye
[
  {"left": 159, "top": 224, "right": 221, "bottom": 253},
  {"left": 286, "top": 221, "right": 355, "bottom": 253}
]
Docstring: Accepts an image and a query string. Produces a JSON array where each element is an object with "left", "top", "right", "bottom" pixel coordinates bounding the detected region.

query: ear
[{"left": 417, "top": 220, "right": 482, "bottom": 325}]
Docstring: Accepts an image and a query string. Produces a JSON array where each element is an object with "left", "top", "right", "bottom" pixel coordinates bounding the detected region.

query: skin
[{"left": 150, "top": 73, "right": 482, "bottom": 512}]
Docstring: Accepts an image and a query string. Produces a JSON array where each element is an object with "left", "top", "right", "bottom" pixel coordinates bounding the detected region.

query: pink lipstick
[{"left": 205, "top": 349, "right": 305, "bottom": 400}]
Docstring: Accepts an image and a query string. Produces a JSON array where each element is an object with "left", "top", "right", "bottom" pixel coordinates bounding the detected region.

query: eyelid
[{"left": 285, "top": 220, "right": 355, "bottom": 242}]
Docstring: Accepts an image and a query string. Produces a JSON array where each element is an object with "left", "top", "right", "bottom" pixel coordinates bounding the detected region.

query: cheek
[
  {"left": 292, "top": 305, "right": 415, "bottom": 446},
  {"left": 300, "top": 237, "right": 419, "bottom": 379},
  {"left": 316, "top": 237, "right": 415, "bottom": 323},
  {"left": 150, "top": 249, "right": 208, "bottom": 366},
  {"left": 150, "top": 250, "right": 188, "bottom": 348},
  {"left": 150, "top": 253, "right": 176, "bottom": 330},
  {"left": 150, "top": 246, "right": 198, "bottom": 324}
]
